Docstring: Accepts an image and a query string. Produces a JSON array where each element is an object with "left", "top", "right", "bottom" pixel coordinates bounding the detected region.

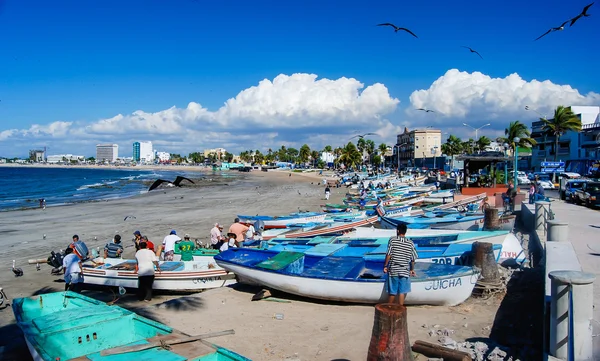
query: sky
[{"left": 1, "top": 0, "right": 599, "bottom": 158}]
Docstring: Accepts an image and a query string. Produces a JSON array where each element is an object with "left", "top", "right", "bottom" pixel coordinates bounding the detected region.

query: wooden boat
[
  {"left": 82, "top": 258, "right": 236, "bottom": 291},
  {"left": 260, "top": 215, "right": 379, "bottom": 240},
  {"left": 215, "top": 248, "right": 479, "bottom": 305},
  {"left": 266, "top": 237, "right": 502, "bottom": 266},
  {"left": 237, "top": 212, "right": 327, "bottom": 227},
  {"left": 12, "top": 291, "right": 249, "bottom": 361}
]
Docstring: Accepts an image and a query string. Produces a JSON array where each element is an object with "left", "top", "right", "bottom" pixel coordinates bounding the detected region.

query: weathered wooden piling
[
  {"left": 367, "top": 303, "right": 413, "bottom": 361},
  {"left": 472, "top": 241, "right": 500, "bottom": 281},
  {"left": 483, "top": 207, "right": 500, "bottom": 231},
  {"left": 411, "top": 340, "right": 472, "bottom": 361}
]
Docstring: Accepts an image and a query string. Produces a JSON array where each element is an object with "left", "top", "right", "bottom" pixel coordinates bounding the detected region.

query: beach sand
[{"left": 0, "top": 169, "right": 503, "bottom": 360}]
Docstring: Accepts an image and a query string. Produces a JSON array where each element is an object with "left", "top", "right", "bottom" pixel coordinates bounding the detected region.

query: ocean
[{"left": 0, "top": 166, "right": 227, "bottom": 211}]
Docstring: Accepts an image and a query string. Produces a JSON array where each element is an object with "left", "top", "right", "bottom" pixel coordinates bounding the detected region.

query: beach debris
[
  {"left": 12, "top": 260, "right": 23, "bottom": 277},
  {"left": 412, "top": 340, "right": 470, "bottom": 361},
  {"left": 273, "top": 313, "right": 284, "bottom": 320},
  {"left": 123, "top": 215, "right": 136, "bottom": 221},
  {"left": 252, "top": 289, "right": 272, "bottom": 301},
  {"left": 320, "top": 326, "right": 329, "bottom": 331}
]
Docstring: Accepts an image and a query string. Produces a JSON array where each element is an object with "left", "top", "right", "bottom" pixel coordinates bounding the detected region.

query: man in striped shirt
[{"left": 383, "top": 223, "right": 417, "bottom": 305}]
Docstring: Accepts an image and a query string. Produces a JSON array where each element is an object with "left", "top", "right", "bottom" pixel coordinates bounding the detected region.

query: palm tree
[
  {"left": 356, "top": 138, "right": 367, "bottom": 163},
  {"left": 365, "top": 139, "right": 376, "bottom": 164},
  {"left": 497, "top": 120, "right": 537, "bottom": 152},
  {"left": 339, "top": 142, "right": 362, "bottom": 170},
  {"left": 378, "top": 143, "right": 388, "bottom": 169},
  {"left": 310, "top": 150, "right": 320, "bottom": 168},
  {"left": 476, "top": 136, "right": 491, "bottom": 153},
  {"left": 333, "top": 147, "right": 343, "bottom": 169},
  {"left": 542, "top": 106, "right": 582, "bottom": 161},
  {"left": 299, "top": 144, "right": 311, "bottom": 165},
  {"left": 441, "top": 135, "right": 463, "bottom": 169},
  {"left": 323, "top": 145, "right": 333, "bottom": 153}
]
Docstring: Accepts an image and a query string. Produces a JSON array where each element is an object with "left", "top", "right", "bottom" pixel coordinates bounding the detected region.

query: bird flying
[
  {"left": 417, "top": 108, "right": 435, "bottom": 113},
  {"left": 377, "top": 23, "right": 418, "bottom": 38},
  {"left": 148, "top": 179, "right": 174, "bottom": 192},
  {"left": 570, "top": 2, "right": 594, "bottom": 26},
  {"left": 460, "top": 46, "right": 483, "bottom": 59},
  {"left": 173, "top": 176, "right": 195, "bottom": 187},
  {"left": 534, "top": 20, "right": 569, "bottom": 41},
  {"left": 350, "top": 132, "right": 377, "bottom": 140}
]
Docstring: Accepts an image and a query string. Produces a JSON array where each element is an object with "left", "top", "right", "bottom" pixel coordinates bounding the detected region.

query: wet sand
[{"left": 0, "top": 169, "right": 503, "bottom": 360}]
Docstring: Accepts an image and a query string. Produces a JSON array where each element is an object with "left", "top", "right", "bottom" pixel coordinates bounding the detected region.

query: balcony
[{"left": 582, "top": 123, "right": 600, "bottom": 131}]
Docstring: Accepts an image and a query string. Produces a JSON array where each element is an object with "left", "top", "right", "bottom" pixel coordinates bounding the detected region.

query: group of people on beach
[{"left": 210, "top": 218, "right": 263, "bottom": 252}]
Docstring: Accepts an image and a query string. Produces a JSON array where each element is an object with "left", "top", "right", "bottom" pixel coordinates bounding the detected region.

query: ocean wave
[{"left": 77, "top": 180, "right": 119, "bottom": 191}]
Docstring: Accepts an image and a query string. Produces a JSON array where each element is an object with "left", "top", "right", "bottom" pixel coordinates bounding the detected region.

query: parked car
[
  {"left": 517, "top": 171, "right": 530, "bottom": 185},
  {"left": 558, "top": 172, "right": 582, "bottom": 200},
  {"left": 533, "top": 174, "right": 555, "bottom": 190},
  {"left": 564, "top": 179, "right": 588, "bottom": 202},
  {"left": 573, "top": 181, "right": 600, "bottom": 207}
]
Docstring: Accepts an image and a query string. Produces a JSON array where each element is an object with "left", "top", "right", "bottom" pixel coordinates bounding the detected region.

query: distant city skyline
[{"left": 1, "top": 1, "right": 599, "bottom": 158}]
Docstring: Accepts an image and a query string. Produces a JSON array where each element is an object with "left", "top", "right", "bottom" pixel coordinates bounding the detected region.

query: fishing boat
[
  {"left": 260, "top": 215, "right": 379, "bottom": 240},
  {"left": 215, "top": 248, "right": 479, "bottom": 305},
  {"left": 12, "top": 291, "right": 249, "bottom": 361},
  {"left": 266, "top": 237, "right": 502, "bottom": 266},
  {"left": 237, "top": 212, "right": 327, "bottom": 228},
  {"left": 82, "top": 258, "right": 236, "bottom": 291}
]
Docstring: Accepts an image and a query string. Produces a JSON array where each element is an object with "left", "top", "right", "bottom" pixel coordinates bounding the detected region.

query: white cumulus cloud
[{"left": 409, "top": 69, "right": 600, "bottom": 120}]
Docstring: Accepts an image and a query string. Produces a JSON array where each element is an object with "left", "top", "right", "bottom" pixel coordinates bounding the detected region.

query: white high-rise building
[
  {"left": 139, "top": 141, "right": 154, "bottom": 163},
  {"left": 96, "top": 144, "right": 119, "bottom": 163},
  {"left": 156, "top": 151, "right": 170, "bottom": 163}
]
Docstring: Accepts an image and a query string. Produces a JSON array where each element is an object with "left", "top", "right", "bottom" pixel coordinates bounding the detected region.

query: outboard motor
[
  {"left": 254, "top": 220, "right": 265, "bottom": 237},
  {"left": 47, "top": 250, "right": 64, "bottom": 275}
]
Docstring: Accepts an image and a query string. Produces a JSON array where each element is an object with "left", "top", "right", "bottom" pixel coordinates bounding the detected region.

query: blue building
[{"left": 132, "top": 142, "right": 140, "bottom": 162}]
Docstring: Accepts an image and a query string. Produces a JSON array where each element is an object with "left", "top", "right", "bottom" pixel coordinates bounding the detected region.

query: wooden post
[
  {"left": 472, "top": 242, "right": 499, "bottom": 281},
  {"left": 367, "top": 303, "right": 413, "bottom": 361},
  {"left": 483, "top": 207, "right": 499, "bottom": 230},
  {"left": 412, "top": 340, "right": 472, "bottom": 361}
]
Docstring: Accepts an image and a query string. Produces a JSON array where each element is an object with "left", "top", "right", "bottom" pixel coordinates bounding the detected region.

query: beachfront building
[
  {"left": 394, "top": 127, "right": 442, "bottom": 168},
  {"left": 96, "top": 144, "right": 119, "bottom": 163},
  {"left": 29, "top": 150, "right": 45, "bottom": 162},
  {"left": 530, "top": 106, "right": 600, "bottom": 171},
  {"left": 46, "top": 154, "right": 84, "bottom": 164},
  {"left": 156, "top": 151, "right": 170, "bottom": 163},
  {"left": 321, "top": 152, "right": 335, "bottom": 167},
  {"left": 132, "top": 141, "right": 154, "bottom": 163},
  {"left": 203, "top": 148, "right": 226, "bottom": 161}
]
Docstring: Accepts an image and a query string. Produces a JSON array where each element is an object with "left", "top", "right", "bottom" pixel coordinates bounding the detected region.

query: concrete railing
[{"left": 525, "top": 200, "right": 595, "bottom": 360}]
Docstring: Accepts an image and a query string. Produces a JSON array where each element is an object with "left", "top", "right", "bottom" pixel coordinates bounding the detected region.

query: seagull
[
  {"left": 12, "top": 260, "right": 23, "bottom": 277},
  {"left": 43, "top": 234, "right": 46, "bottom": 239},
  {"left": 350, "top": 132, "right": 377, "bottom": 140},
  {"left": 36, "top": 263, "right": 41, "bottom": 271},
  {"left": 377, "top": 23, "right": 418, "bottom": 38},
  {"left": 534, "top": 20, "right": 569, "bottom": 41},
  {"left": 124, "top": 215, "right": 136, "bottom": 221},
  {"left": 416, "top": 108, "right": 435, "bottom": 113},
  {"left": 570, "top": 2, "right": 594, "bottom": 26},
  {"left": 460, "top": 46, "right": 483, "bottom": 59}
]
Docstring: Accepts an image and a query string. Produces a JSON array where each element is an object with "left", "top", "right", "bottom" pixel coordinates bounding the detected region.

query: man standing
[
  {"left": 383, "top": 224, "right": 417, "bottom": 305},
  {"left": 104, "top": 234, "right": 123, "bottom": 259},
  {"left": 228, "top": 218, "right": 248, "bottom": 247},
  {"left": 325, "top": 185, "right": 331, "bottom": 200},
  {"left": 135, "top": 241, "right": 161, "bottom": 302},
  {"left": 157, "top": 230, "right": 181, "bottom": 261},
  {"left": 63, "top": 247, "right": 84, "bottom": 293},
  {"left": 177, "top": 234, "right": 195, "bottom": 262},
  {"left": 210, "top": 223, "right": 225, "bottom": 250}
]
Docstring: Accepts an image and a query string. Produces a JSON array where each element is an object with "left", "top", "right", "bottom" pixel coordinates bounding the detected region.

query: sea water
[{"left": 0, "top": 166, "right": 224, "bottom": 211}]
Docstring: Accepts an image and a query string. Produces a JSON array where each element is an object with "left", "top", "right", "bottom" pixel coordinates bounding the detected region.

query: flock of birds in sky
[
  {"left": 378, "top": 2, "right": 594, "bottom": 58},
  {"left": 375, "top": 2, "right": 594, "bottom": 118}
]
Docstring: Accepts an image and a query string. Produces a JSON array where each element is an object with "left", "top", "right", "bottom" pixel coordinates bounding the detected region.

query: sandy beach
[{"left": 0, "top": 169, "right": 517, "bottom": 361}]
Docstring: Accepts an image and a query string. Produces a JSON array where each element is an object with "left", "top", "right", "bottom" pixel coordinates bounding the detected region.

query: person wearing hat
[
  {"left": 156, "top": 230, "right": 181, "bottom": 261},
  {"left": 176, "top": 234, "right": 195, "bottom": 261},
  {"left": 132, "top": 230, "right": 143, "bottom": 251},
  {"left": 210, "top": 223, "right": 225, "bottom": 250}
]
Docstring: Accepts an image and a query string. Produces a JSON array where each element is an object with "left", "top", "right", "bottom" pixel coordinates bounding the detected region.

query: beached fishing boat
[
  {"left": 12, "top": 291, "right": 249, "bottom": 361},
  {"left": 260, "top": 215, "right": 379, "bottom": 240},
  {"left": 266, "top": 237, "right": 502, "bottom": 266},
  {"left": 380, "top": 212, "right": 516, "bottom": 232},
  {"left": 82, "top": 258, "right": 235, "bottom": 291},
  {"left": 237, "top": 212, "right": 327, "bottom": 227},
  {"left": 215, "top": 248, "right": 479, "bottom": 305}
]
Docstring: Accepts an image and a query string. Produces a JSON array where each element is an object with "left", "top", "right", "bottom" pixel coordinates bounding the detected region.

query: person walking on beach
[
  {"left": 135, "top": 241, "right": 161, "bottom": 302},
  {"left": 324, "top": 185, "right": 331, "bottom": 200},
  {"left": 229, "top": 218, "right": 248, "bottom": 247},
  {"left": 157, "top": 230, "right": 181, "bottom": 261},
  {"left": 210, "top": 223, "right": 225, "bottom": 250},
  {"left": 104, "top": 234, "right": 123, "bottom": 259},
  {"left": 62, "top": 247, "right": 84, "bottom": 293},
  {"left": 383, "top": 224, "right": 417, "bottom": 305}
]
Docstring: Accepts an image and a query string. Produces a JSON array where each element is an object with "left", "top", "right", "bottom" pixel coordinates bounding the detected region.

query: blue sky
[{"left": 1, "top": 0, "right": 599, "bottom": 157}]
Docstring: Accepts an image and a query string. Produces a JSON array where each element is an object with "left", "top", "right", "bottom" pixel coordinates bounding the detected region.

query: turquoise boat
[{"left": 12, "top": 291, "right": 250, "bottom": 361}]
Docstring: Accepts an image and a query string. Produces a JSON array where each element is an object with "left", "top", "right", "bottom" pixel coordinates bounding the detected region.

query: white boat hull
[
  {"left": 217, "top": 262, "right": 479, "bottom": 306},
  {"left": 82, "top": 258, "right": 236, "bottom": 291},
  {"left": 241, "top": 214, "right": 328, "bottom": 227}
]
